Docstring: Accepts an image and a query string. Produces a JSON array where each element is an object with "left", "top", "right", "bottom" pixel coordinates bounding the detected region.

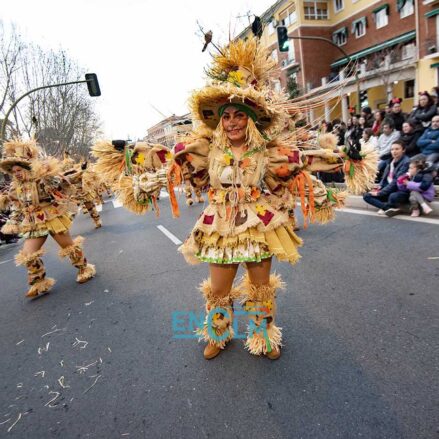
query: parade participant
[
  {"left": 184, "top": 180, "right": 205, "bottom": 206},
  {"left": 93, "top": 37, "right": 376, "bottom": 360},
  {"left": 66, "top": 161, "right": 103, "bottom": 228},
  {"left": 0, "top": 139, "right": 96, "bottom": 298}
]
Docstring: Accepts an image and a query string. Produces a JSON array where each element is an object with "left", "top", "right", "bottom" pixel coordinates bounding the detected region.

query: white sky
[{"left": 3, "top": 0, "right": 275, "bottom": 139}]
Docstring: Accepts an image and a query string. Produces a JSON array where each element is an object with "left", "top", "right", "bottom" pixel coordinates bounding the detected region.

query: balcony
[{"left": 281, "top": 57, "right": 299, "bottom": 71}]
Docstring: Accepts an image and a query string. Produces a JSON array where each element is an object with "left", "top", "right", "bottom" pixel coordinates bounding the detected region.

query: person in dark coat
[
  {"left": 410, "top": 91, "right": 438, "bottom": 128},
  {"left": 388, "top": 98, "right": 407, "bottom": 131},
  {"left": 363, "top": 140, "right": 410, "bottom": 216},
  {"left": 417, "top": 115, "right": 439, "bottom": 168},
  {"left": 361, "top": 106, "right": 374, "bottom": 128},
  {"left": 400, "top": 120, "right": 423, "bottom": 157}
]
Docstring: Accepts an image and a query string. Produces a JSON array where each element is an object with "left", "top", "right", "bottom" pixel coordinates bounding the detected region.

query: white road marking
[
  {"left": 112, "top": 199, "right": 123, "bottom": 208},
  {"left": 96, "top": 204, "right": 103, "bottom": 212},
  {"left": 0, "top": 258, "right": 13, "bottom": 265},
  {"left": 159, "top": 190, "right": 169, "bottom": 199},
  {"left": 157, "top": 225, "right": 182, "bottom": 245},
  {"left": 336, "top": 208, "right": 439, "bottom": 225}
]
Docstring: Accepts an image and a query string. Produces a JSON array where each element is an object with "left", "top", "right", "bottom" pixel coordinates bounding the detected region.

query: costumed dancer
[
  {"left": 66, "top": 161, "right": 103, "bottom": 228},
  {"left": 93, "top": 37, "right": 376, "bottom": 360},
  {"left": 0, "top": 139, "right": 96, "bottom": 298}
]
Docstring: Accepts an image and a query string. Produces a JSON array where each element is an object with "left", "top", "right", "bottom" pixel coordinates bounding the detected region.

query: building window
[
  {"left": 280, "top": 5, "right": 297, "bottom": 27},
  {"left": 401, "top": 42, "right": 415, "bottom": 60},
  {"left": 404, "top": 79, "right": 415, "bottom": 98},
  {"left": 288, "top": 40, "right": 295, "bottom": 61},
  {"left": 268, "top": 21, "right": 275, "bottom": 35},
  {"left": 334, "top": 0, "right": 344, "bottom": 13},
  {"left": 273, "top": 79, "right": 282, "bottom": 93},
  {"left": 352, "top": 17, "right": 367, "bottom": 38},
  {"left": 399, "top": 0, "right": 414, "bottom": 18},
  {"left": 375, "top": 7, "right": 389, "bottom": 29},
  {"left": 271, "top": 49, "right": 278, "bottom": 63},
  {"left": 333, "top": 28, "right": 347, "bottom": 46},
  {"left": 304, "top": 2, "right": 329, "bottom": 20}
]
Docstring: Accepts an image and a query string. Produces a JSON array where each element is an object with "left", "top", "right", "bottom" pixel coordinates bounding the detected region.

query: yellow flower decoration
[
  {"left": 165, "top": 151, "right": 173, "bottom": 161},
  {"left": 255, "top": 204, "right": 266, "bottom": 216},
  {"left": 227, "top": 70, "right": 245, "bottom": 87},
  {"left": 135, "top": 152, "right": 145, "bottom": 165},
  {"left": 223, "top": 154, "right": 232, "bottom": 166}
]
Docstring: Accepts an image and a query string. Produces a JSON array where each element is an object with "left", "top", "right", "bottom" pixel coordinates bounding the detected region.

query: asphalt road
[{"left": 0, "top": 196, "right": 438, "bottom": 439}]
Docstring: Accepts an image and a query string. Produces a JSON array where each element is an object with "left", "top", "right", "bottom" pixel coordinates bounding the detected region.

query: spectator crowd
[{"left": 317, "top": 90, "right": 438, "bottom": 218}]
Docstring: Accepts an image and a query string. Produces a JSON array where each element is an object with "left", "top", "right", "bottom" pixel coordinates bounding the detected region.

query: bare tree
[{"left": 0, "top": 22, "right": 101, "bottom": 157}]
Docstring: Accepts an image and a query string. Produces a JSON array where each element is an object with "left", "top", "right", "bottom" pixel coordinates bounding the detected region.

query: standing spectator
[
  {"left": 361, "top": 106, "right": 374, "bottom": 128},
  {"left": 388, "top": 98, "right": 407, "bottom": 131},
  {"left": 372, "top": 110, "right": 385, "bottom": 136},
  {"left": 397, "top": 156, "right": 435, "bottom": 217},
  {"left": 376, "top": 119, "right": 401, "bottom": 179},
  {"left": 348, "top": 115, "right": 363, "bottom": 151},
  {"left": 332, "top": 123, "right": 346, "bottom": 147},
  {"left": 409, "top": 91, "right": 438, "bottom": 128},
  {"left": 363, "top": 141, "right": 410, "bottom": 216},
  {"left": 400, "top": 120, "right": 423, "bottom": 157},
  {"left": 417, "top": 114, "right": 439, "bottom": 167}
]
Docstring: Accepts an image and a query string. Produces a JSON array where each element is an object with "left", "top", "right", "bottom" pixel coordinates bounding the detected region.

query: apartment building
[{"left": 238, "top": 1, "right": 435, "bottom": 122}]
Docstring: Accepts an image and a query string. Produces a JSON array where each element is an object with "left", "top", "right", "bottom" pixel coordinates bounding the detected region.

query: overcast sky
[{"left": 3, "top": 0, "right": 275, "bottom": 139}]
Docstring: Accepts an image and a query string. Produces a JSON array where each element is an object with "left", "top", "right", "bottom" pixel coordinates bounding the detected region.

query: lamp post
[{"left": 0, "top": 73, "right": 101, "bottom": 144}]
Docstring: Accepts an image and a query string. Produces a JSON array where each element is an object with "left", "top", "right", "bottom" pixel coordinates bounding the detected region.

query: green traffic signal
[{"left": 277, "top": 26, "right": 289, "bottom": 52}]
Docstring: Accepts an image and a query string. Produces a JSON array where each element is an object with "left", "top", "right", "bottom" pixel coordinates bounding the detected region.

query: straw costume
[
  {"left": 66, "top": 161, "right": 103, "bottom": 228},
  {"left": 0, "top": 139, "right": 96, "bottom": 298},
  {"left": 93, "top": 37, "right": 376, "bottom": 359}
]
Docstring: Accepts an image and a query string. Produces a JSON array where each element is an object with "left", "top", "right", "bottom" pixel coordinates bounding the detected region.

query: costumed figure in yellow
[
  {"left": 0, "top": 139, "right": 96, "bottom": 298},
  {"left": 92, "top": 37, "right": 377, "bottom": 360},
  {"left": 66, "top": 161, "right": 103, "bottom": 228}
]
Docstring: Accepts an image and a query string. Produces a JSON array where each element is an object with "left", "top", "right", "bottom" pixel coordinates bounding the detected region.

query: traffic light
[
  {"left": 85, "top": 73, "right": 101, "bottom": 97},
  {"left": 252, "top": 16, "right": 263, "bottom": 39},
  {"left": 277, "top": 26, "right": 289, "bottom": 52}
]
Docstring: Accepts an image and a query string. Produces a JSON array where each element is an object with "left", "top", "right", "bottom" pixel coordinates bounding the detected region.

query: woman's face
[
  {"left": 359, "top": 116, "right": 366, "bottom": 125},
  {"left": 374, "top": 111, "right": 382, "bottom": 121},
  {"left": 402, "top": 122, "right": 412, "bottom": 134},
  {"left": 419, "top": 95, "right": 428, "bottom": 107},
  {"left": 221, "top": 106, "right": 249, "bottom": 144},
  {"left": 11, "top": 165, "right": 26, "bottom": 180}
]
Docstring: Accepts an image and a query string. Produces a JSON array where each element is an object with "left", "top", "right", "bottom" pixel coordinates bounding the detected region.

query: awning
[
  {"left": 372, "top": 3, "right": 389, "bottom": 14},
  {"left": 331, "top": 30, "right": 416, "bottom": 68},
  {"left": 425, "top": 8, "right": 439, "bottom": 18},
  {"left": 351, "top": 17, "right": 367, "bottom": 33},
  {"left": 431, "top": 62, "right": 439, "bottom": 68}
]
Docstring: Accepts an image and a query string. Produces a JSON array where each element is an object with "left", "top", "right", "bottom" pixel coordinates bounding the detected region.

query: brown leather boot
[
  {"left": 266, "top": 346, "right": 281, "bottom": 360},
  {"left": 203, "top": 343, "right": 222, "bottom": 360}
]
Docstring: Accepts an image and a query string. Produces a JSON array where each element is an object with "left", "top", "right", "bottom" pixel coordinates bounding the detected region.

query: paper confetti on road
[
  {"left": 41, "top": 326, "right": 66, "bottom": 338},
  {"left": 83, "top": 375, "right": 102, "bottom": 394},
  {"left": 7, "top": 413, "right": 22, "bottom": 432},
  {"left": 58, "top": 376, "right": 70, "bottom": 389},
  {"left": 45, "top": 391, "right": 60, "bottom": 408},
  {"left": 84, "top": 301, "right": 94, "bottom": 306},
  {"left": 16, "top": 340, "right": 24, "bottom": 346},
  {"left": 72, "top": 338, "right": 88, "bottom": 349},
  {"left": 34, "top": 371, "right": 45, "bottom": 378},
  {"left": 38, "top": 342, "right": 50, "bottom": 354}
]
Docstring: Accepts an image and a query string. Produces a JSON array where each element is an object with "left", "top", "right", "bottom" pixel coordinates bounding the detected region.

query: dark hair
[
  {"left": 418, "top": 91, "right": 435, "bottom": 108},
  {"left": 392, "top": 140, "right": 406, "bottom": 149},
  {"left": 361, "top": 106, "right": 372, "bottom": 115},
  {"left": 389, "top": 97, "right": 403, "bottom": 108},
  {"left": 382, "top": 118, "right": 395, "bottom": 129},
  {"left": 403, "top": 118, "right": 418, "bottom": 130},
  {"left": 410, "top": 155, "right": 427, "bottom": 170}
]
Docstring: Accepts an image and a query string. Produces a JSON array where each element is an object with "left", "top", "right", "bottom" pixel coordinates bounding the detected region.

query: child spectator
[{"left": 397, "top": 156, "right": 435, "bottom": 216}]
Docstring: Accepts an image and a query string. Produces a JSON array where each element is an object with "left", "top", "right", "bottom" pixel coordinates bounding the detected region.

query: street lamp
[
  {"left": 276, "top": 26, "right": 362, "bottom": 114},
  {"left": 0, "top": 73, "right": 101, "bottom": 144}
]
